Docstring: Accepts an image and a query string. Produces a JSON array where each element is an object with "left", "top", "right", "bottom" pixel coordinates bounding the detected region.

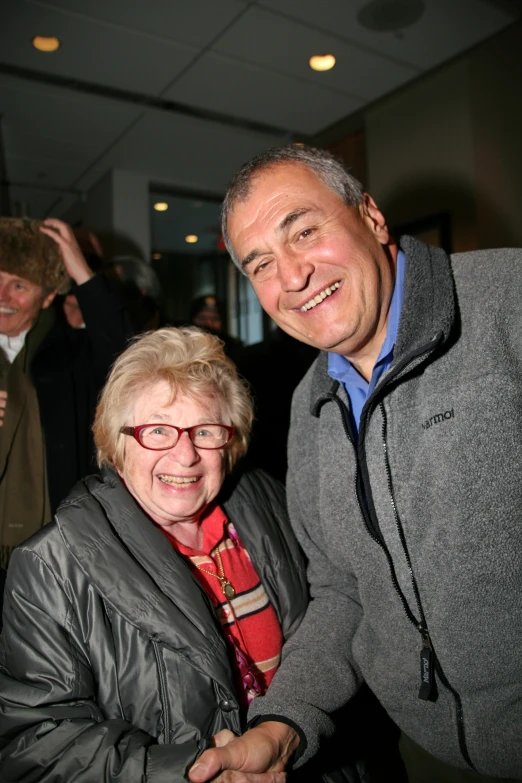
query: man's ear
[
  {"left": 41, "top": 289, "right": 57, "bottom": 310},
  {"left": 359, "top": 193, "right": 390, "bottom": 246}
]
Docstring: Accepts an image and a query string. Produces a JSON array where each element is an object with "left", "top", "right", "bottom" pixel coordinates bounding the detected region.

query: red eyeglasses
[{"left": 120, "top": 423, "right": 234, "bottom": 451}]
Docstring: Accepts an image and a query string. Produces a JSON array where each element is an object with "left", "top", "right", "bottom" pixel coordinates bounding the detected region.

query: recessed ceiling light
[
  {"left": 153, "top": 202, "right": 168, "bottom": 212},
  {"left": 185, "top": 235, "right": 198, "bottom": 244},
  {"left": 294, "top": 141, "right": 305, "bottom": 147},
  {"left": 32, "top": 36, "right": 60, "bottom": 52},
  {"left": 152, "top": 252, "right": 162, "bottom": 260},
  {"left": 309, "top": 54, "right": 336, "bottom": 72}
]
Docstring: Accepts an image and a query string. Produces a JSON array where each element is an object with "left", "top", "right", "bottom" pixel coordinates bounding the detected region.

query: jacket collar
[
  {"left": 57, "top": 467, "right": 234, "bottom": 689},
  {"left": 310, "top": 236, "right": 456, "bottom": 415}
]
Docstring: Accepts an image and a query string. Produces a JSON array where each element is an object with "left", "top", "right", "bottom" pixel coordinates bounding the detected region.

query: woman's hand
[{"left": 213, "top": 729, "right": 238, "bottom": 748}]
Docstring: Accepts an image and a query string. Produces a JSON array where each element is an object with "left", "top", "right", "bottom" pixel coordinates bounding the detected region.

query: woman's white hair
[{"left": 93, "top": 327, "right": 253, "bottom": 473}]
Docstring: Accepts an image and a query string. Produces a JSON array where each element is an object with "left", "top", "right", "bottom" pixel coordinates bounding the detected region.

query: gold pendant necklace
[{"left": 196, "top": 545, "right": 236, "bottom": 600}]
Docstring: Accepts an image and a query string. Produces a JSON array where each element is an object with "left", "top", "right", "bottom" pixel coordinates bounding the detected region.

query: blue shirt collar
[{"left": 328, "top": 249, "right": 405, "bottom": 394}]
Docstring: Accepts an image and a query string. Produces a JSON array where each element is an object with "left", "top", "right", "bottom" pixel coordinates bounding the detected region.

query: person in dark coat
[{"left": 0, "top": 217, "right": 130, "bottom": 567}]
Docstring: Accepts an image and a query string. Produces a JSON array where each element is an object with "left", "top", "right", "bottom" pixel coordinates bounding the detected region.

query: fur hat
[{"left": 0, "top": 217, "right": 70, "bottom": 293}]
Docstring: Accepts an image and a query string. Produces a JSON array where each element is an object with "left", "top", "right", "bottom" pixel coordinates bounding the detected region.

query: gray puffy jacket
[{"left": 0, "top": 466, "right": 308, "bottom": 782}]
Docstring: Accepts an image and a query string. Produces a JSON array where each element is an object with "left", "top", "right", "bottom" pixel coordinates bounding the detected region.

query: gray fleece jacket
[{"left": 248, "top": 236, "right": 522, "bottom": 778}]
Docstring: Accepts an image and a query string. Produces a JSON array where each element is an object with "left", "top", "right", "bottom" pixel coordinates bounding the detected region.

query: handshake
[{"left": 189, "top": 722, "right": 300, "bottom": 783}]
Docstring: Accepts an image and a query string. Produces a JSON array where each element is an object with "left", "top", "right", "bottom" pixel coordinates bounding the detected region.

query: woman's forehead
[{"left": 130, "top": 380, "right": 223, "bottom": 421}]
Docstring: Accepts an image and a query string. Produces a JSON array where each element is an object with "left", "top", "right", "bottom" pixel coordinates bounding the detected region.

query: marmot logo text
[{"left": 422, "top": 409, "right": 454, "bottom": 429}]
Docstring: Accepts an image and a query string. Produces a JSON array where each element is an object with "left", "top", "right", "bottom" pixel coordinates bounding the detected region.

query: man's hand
[
  {"left": 189, "top": 722, "right": 299, "bottom": 783},
  {"left": 40, "top": 219, "right": 94, "bottom": 286},
  {"left": 0, "top": 390, "right": 6, "bottom": 427}
]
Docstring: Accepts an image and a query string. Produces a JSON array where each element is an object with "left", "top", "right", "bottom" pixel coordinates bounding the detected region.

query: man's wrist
[{"left": 70, "top": 267, "right": 94, "bottom": 286}]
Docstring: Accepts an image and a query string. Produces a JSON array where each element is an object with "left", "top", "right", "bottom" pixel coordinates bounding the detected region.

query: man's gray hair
[{"left": 221, "top": 144, "right": 364, "bottom": 270}]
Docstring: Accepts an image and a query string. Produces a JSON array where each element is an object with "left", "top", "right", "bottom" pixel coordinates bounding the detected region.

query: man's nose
[{"left": 278, "top": 252, "right": 314, "bottom": 292}]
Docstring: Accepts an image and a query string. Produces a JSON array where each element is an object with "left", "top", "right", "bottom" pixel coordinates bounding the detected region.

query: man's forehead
[{"left": 0, "top": 268, "right": 38, "bottom": 288}]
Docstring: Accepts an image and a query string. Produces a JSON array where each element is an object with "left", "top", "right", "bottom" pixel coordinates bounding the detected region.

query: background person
[
  {"left": 104, "top": 255, "right": 162, "bottom": 332},
  {"left": 0, "top": 327, "right": 309, "bottom": 782},
  {"left": 189, "top": 145, "right": 522, "bottom": 783},
  {"left": 188, "top": 294, "right": 243, "bottom": 363},
  {"left": 0, "top": 217, "right": 130, "bottom": 568}
]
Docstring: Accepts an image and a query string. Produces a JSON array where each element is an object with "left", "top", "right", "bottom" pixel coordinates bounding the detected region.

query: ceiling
[{"left": 0, "top": 0, "right": 520, "bottom": 245}]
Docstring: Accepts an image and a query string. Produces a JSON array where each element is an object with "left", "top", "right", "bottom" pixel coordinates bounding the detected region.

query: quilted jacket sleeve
[{"left": 0, "top": 548, "right": 202, "bottom": 783}]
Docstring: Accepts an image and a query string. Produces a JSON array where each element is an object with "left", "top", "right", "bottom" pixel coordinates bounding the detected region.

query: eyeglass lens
[{"left": 139, "top": 424, "right": 229, "bottom": 449}]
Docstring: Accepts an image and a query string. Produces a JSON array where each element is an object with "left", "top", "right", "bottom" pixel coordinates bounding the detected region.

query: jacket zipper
[
  {"left": 379, "top": 402, "right": 475, "bottom": 771},
  {"left": 151, "top": 636, "right": 171, "bottom": 744},
  {"left": 329, "top": 339, "right": 476, "bottom": 771}
]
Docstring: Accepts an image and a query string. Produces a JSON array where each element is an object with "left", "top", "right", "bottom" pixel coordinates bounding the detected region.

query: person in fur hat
[{"left": 0, "top": 217, "right": 131, "bottom": 569}]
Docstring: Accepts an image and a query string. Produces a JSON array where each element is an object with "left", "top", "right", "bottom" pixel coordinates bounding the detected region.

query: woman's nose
[{"left": 167, "top": 431, "right": 199, "bottom": 465}]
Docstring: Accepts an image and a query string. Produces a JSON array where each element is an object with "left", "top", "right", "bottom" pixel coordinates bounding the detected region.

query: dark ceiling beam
[
  {"left": 4, "top": 180, "right": 82, "bottom": 195},
  {"left": 485, "top": 0, "right": 522, "bottom": 16},
  {"left": 0, "top": 116, "right": 11, "bottom": 215},
  {"left": 0, "top": 61, "right": 294, "bottom": 140}
]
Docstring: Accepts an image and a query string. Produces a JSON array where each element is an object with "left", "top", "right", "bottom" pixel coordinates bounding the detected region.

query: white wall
[{"left": 61, "top": 169, "right": 150, "bottom": 260}]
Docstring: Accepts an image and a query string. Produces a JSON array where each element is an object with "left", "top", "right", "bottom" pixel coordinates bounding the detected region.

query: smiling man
[
  {"left": 189, "top": 145, "right": 522, "bottom": 783},
  {"left": 0, "top": 217, "right": 130, "bottom": 569}
]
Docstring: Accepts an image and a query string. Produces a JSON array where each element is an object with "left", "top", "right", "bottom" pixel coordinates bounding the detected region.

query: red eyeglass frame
[{"left": 119, "top": 423, "right": 235, "bottom": 451}]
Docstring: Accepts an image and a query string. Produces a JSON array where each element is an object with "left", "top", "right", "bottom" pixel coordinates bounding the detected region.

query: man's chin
[{"left": 0, "top": 318, "right": 25, "bottom": 339}]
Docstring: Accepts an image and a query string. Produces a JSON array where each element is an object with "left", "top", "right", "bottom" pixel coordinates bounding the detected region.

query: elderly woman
[{"left": 0, "top": 327, "right": 308, "bottom": 782}]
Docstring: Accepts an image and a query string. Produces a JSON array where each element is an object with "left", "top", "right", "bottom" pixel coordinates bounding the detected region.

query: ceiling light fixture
[
  {"left": 309, "top": 54, "right": 336, "bottom": 72},
  {"left": 185, "top": 235, "right": 198, "bottom": 244},
  {"left": 153, "top": 202, "right": 168, "bottom": 212},
  {"left": 152, "top": 252, "right": 162, "bottom": 260},
  {"left": 32, "top": 35, "right": 60, "bottom": 52}
]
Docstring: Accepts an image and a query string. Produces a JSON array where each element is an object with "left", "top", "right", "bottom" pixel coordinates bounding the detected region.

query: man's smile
[{"left": 299, "top": 281, "right": 341, "bottom": 312}]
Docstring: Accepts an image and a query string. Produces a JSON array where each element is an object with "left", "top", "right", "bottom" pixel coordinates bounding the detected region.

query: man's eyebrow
[
  {"left": 241, "top": 249, "right": 260, "bottom": 271},
  {"left": 277, "top": 207, "right": 313, "bottom": 234}
]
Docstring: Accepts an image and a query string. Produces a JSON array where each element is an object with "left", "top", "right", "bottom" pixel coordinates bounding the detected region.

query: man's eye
[
  {"left": 299, "top": 228, "right": 314, "bottom": 240},
  {"left": 14, "top": 283, "right": 26, "bottom": 290},
  {"left": 253, "top": 259, "right": 271, "bottom": 276}
]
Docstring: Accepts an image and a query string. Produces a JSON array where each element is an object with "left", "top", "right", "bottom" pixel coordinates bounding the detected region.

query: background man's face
[
  {"left": 0, "top": 269, "right": 56, "bottom": 338},
  {"left": 227, "top": 162, "right": 395, "bottom": 361},
  {"left": 63, "top": 293, "right": 84, "bottom": 329}
]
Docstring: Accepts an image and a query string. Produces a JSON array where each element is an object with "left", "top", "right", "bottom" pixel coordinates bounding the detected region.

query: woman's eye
[
  {"left": 299, "top": 228, "right": 314, "bottom": 240},
  {"left": 151, "top": 427, "right": 167, "bottom": 435},
  {"left": 195, "top": 428, "right": 211, "bottom": 438}
]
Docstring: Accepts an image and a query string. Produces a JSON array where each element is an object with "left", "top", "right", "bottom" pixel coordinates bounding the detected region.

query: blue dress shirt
[{"left": 327, "top": 250, "right": 405, "bottom": 433}]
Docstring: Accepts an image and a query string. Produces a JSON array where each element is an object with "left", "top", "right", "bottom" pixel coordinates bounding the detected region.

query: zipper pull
[{"left": 418, "top": 625, "right": 435, "bottom": 701}]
